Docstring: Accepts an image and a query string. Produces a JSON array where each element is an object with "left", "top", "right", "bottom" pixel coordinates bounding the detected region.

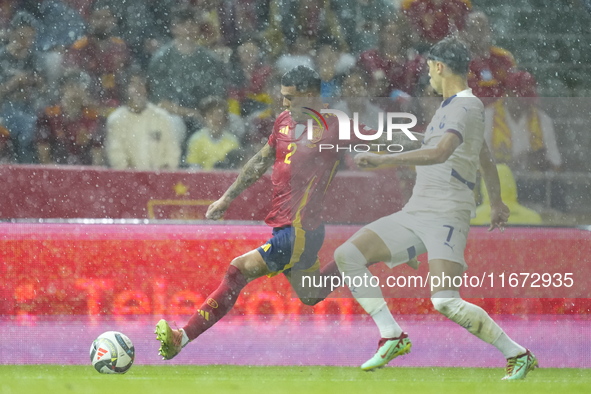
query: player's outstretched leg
[
  {"left": 502, "top": 350, "right": 539, "bottom": 380},
  {"left": 334, "top": 240, "right": 411, "bottom": 370},
  {"left": 155, "top": 251, "right": 264, "bottom": 359},
  {"left": 431, "top": 292, "right": 538, "bottom": 380},
  {"left": 287, "top": 260, "right": 341, "bottom": 306},
  {"left": 429, "top": 260, "right": 537, "bottom": 380}
]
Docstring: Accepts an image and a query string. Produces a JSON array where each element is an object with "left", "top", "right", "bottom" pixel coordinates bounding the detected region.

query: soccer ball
[{"left": 90, "top": 331, "right": 135, "bottom": 374}]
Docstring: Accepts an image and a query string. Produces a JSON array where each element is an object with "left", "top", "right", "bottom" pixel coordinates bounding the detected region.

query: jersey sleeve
[{"left": 441, "top": 101, "right": 480, "bottom": 144}]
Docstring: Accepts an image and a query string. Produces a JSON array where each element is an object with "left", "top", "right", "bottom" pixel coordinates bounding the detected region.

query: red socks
[
  {"left": 183, "top": 265, "right": 247, "bottom": 341},
  {"left": 183, "top": 260, "right": 342, "bottom": 340}
]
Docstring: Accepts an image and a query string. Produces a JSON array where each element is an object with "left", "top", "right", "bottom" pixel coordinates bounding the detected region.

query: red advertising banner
[
  {"left": 1, "top": 223, "right": 590, "bottom": 319},
  {"left": 0, "top": 165, "right": 407, "bottom": 222}
]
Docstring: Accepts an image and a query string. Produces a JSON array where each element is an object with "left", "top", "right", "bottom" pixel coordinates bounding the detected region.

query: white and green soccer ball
[{"left": 90, "top": 331, "right": 135, "bottom": 374}]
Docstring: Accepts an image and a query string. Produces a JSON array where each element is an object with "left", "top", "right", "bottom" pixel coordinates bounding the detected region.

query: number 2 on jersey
[{"left": 284, "top": 143, "right": 297, "bottom": 164}]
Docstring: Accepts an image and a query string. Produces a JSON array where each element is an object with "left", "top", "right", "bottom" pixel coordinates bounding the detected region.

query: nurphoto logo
[{"left": 304, "top": 108, "right": 419, "bottom": 152}]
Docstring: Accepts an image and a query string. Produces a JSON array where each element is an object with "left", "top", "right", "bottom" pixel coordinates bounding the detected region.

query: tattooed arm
[{"left": 206, "top": 143, "right": 276, "bottom": 220}]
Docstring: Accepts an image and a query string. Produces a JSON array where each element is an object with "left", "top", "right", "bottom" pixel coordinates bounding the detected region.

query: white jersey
[{"left": 403, "top": 89, "right": 485, "bottom": 216}]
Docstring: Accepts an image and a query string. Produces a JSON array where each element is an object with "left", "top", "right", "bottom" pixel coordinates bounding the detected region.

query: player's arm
[
  {"left": 206, "top": 143, "right": 276, "bottom": 220},
  {"left": 356, "top": 131, "right": 460, "bottom": 168},
  {"left": 479, "top": 141, "right": 510, "bottom": 232}
]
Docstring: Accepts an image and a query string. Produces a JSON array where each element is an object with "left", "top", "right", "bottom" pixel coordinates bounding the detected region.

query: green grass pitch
[{"left": 1, "top": 365, "right": 590, "bottom": 394}]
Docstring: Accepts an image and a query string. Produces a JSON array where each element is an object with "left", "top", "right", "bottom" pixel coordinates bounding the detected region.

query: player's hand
[
  {"left": 206, "top": 198, "right": 231, "bottom": 220},
  {"left": 489, "top": 201, "right": 510, "bottom": 232},
  {"left": 354, "top": 152, "right": 382, "bottom": 169}
]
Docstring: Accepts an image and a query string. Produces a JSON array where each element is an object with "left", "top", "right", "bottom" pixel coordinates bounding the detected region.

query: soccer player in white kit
[{"left": 334, "top": 38, "right": 538, "bottom": 380}]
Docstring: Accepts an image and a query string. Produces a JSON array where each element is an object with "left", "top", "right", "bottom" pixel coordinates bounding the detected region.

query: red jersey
[
  {"left": 64, "top": 36, "right": 130, "bottom": 107},
  {"left": 36, "top": 105, "right": 102, "bottom": 165},
  {"left": 468, "top": 46, "right": 516, "bottom": 100},
  {"left": 265, "top": 110, "right": 371, "bottom": 230},
  {"left": 403, "top": 0, "right": 471, "bottom": 43},
  {"left": 358, "top": 49, "right": 425, "bottom": 96}
]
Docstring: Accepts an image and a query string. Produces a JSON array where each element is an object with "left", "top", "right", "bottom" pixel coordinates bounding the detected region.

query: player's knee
[
  {"left": 230, "top": 255, "right": 255, "bottom": 278},
  {"left": 334, "top": 242, "right": 366, "bottom": 272},
  {"left": 431, "top": 296, "right": 462, "bottom": 317},
  {"left": 230, "top": 255, "right": 246, "bottom": 270}
]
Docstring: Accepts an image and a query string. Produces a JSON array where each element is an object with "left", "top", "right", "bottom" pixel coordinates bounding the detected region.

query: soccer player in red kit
[{"left": 155, "top": 66, "right": 420, "bottom": 359}]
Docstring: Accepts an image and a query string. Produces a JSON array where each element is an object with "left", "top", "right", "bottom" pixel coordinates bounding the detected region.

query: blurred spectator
[
  {"left": 101, "top": 0, "right": 176, "bottom": 69},
  {"left": 106, "top": 67, "right": 181, "bottom": 170},
  {"left": 29, "top": 1, "right": 87, "bottom": 105},
  {"left": 148, "top": 5, "right": 227, "bottom": 130},
  {"left": 36, "top": 70, "right": 103, "bottom": 165},
  {"left": 0, "top": 120, "right": 10, "bottom": 163},
  {"left": 28, "top": 0, "right": 86, "bottom": 52},
  {"left": 472, "top": 164, "right": 543, "bottom": 225},
  {"left": 315, "top": 40, "right": 356, "bottom": 98},
  {"left": 358, "top": 16, "right": 425, "bottom": 98},
  {"left": 185, "top": 96, "right": 244, "bottom": 169},
  {"left": 484, "top": 71, "right": 561, "bottom": 172},
  {"left": 331, "top": 0, "right": 397, "bottom": 55},
  {"left": 275, "top": 35, "right": 316, "bottom": 75},
  {"left": 402, "top": 0, "right": 471, "bottom": 44},
  {"left": 0, "top": 1, "right": 14, "bottom": 31},
  {"left": 61, "top": 0, "right": 95, "bottom": 18},
  {"left": 195, "top": 4, "right": 233, "bottom": 64},
  {"left": 332, "top": 70, "right": 383, "bottom": 129},
  {"left": 266, "top": 0, "right": 347, "bottom": 59},
  {"left": 11, "top": 1, "right": 87, "bottom": 108},
  {"left": 0, "top": 11, "right": 45, "bottom": 163},
  {"left": 242, "top": 77, "right": 284, "bottom": 159},
  {"left": 228, "top": 36, "right": 273, "bottom": 116},
  {"left": 460, "top": 11, "right": 516, "bottom": 100},
  {"left": 331, "top": 69, "right": 383, "bottom": 169},
  {"left": 217, "top": 0, "right": 269, "bottom": 47},
  {"left": 63, "top": 0, "right": 130, "bottom": 115}
]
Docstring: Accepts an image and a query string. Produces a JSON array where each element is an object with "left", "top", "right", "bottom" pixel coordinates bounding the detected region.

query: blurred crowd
[{"left": 0, "top": 0, "right": 560, "bottom": 175}]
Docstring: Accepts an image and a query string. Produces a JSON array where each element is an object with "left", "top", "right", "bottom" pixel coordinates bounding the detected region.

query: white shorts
[{"left": 363, "top": 210, "right": 471, "bottom": 271}]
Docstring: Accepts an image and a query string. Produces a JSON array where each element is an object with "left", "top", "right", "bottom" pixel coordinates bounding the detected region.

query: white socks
[
  {"left": 334, "top": 242, "right": 526, "bottom": 357},
  {"left": 371, "top": 304, "right": 403, "bottom": 338},
  {"left": 431, "top": 290, "right": 526, "bottom": 358},
  {"left": 492, "top": 332, "right": 527, "bottom": 359},
  {"left": 180, "top": 328, "right": 190, "bottom": 347},
  {"left": 335, "top": 242, "right": 402, "bottom": 338}
]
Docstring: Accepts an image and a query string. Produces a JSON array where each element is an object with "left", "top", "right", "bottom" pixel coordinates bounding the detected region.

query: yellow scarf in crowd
[{"left": 490, "top": 99, "right": 544, "bottom": 163}]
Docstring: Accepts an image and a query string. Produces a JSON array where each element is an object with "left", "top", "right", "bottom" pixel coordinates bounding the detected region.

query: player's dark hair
[
  {"left": 281, "top": 65, "right": 321, "bottom": 93},
  {"left": 427, "top": 37, "right": 471, "bottom": 76}
]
